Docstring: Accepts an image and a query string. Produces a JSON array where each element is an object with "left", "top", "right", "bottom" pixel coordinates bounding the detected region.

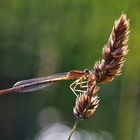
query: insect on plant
[{"left": 0, "top": 14, "right": 129, "bottom": 140}]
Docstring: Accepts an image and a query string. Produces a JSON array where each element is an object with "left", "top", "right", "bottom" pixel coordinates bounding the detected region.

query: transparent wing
[
  {"left": 13, "top": 72, "right": 70, "bottom": 92},
  {"left": 0, "top": 70, "right": 86, "bottom": 95}
]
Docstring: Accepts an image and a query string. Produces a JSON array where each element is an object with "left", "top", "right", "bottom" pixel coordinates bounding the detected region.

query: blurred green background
[{"left": 0, "top": 0, "right": 140, "bottom": 140}]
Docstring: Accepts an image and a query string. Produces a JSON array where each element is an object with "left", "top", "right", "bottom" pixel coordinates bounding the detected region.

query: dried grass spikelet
[
  {"left": 73, "top": 85, "right": 99, "bottom": 120},
  {"left": 94, "top": 14, "right": 129, "bottom": 84}
]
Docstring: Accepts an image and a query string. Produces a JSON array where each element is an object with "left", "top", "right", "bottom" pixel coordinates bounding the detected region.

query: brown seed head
[
  {"left": 94, "top": 14, "right": 129, "bottom": 84},
  {"left": 73, "top": 86, "right": 100, "bottom": 120}
]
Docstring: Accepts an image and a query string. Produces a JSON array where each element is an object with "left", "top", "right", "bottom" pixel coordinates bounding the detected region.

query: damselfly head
[{"left": 84, "top": 69, "right": 90, "bottom": 75}]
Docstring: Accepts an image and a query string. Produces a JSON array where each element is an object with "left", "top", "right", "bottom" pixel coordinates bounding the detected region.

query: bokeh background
[{"left": 0, "top": 0, "right": 140, "bottom": 140}]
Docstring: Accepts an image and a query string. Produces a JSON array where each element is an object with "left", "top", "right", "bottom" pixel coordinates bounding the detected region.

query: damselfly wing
[{"left": 0, "top": 70, "right": 89, "bottom": 95}]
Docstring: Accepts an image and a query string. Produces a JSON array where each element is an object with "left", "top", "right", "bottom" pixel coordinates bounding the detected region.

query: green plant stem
[{"left": 67, "top": 121, "right": 79, "bottom": 140}]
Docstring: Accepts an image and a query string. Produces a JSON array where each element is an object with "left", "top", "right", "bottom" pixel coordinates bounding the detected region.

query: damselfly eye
[{"left": 84, "top": 69, "right": 90, "bottom": 75}]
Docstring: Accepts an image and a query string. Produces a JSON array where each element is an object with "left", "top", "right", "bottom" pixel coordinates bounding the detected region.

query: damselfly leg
[{"left": 70, "top": 77, "right": 88, "bottom": 96}]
